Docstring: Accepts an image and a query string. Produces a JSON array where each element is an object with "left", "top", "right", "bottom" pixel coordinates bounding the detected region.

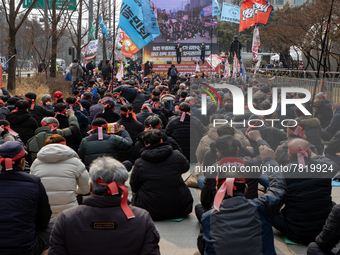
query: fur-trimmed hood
[{"left": 298, "top": 116, "right": 321, "bottom": 127}]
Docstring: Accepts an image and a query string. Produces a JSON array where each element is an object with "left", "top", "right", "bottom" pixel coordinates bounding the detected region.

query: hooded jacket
[
  {"left": 315, "top": 101, "right": 333, "bottom": 128},
  {"left": 130, "top": 143, "right": 193, "bottom": 221},
  {"left": 296, "top": 116, "right": 323, "bottom": 154},
  {"left": 70, "top": 63, "right": 83, "bottom": 82},
  {"left": 6, "top": 110, "right": 39, "bottom": 144},
  {"left": 48, "top": 195, "right": 160, "bottom": 255},
  {"left": 29, "top": 104, "right": 54, "bottom": 127},
  {"left": 118, "top": 116, "right": 144, "bottom": 143},
  {"left": 30, "top": 144, "right": 90, "bottom": 218},
  {"left": 325, "top": 106, "right": 340, "bottom": 135}
]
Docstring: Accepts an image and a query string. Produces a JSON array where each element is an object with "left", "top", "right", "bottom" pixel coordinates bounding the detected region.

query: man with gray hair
[
  {"left": 49, "top": 156, "right": 160, "bottom": 255},
  {"left": 27, "top": 108, "right": 81, "bottom": 164}
]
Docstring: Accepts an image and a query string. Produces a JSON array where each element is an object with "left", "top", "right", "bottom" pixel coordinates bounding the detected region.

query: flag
[
  {"left": 119, "top": 0, "right": 160, "bottom": 49},
  {"left": 224, "top": 58, "right": 230, "bottom": 78},
  {"left": 196, "top": 62, "right": 200, "bottom": 72},
  {"left": 232, "top": 53, "right": 240, "bottom": 78},
  {"left": 240, "top": 56, "right": 247, "bottom": 82},
  {"left": 239, "top": 0, "right": 273, "bottom": 33},
  {"left": 116, "top": 60, "right": 124, "bottom": 81},
  {"left": 212, "top": 0, "right": 221, "bottom": 16},
  {"left": 99, "top": 15, "right": 108, "bottom": 38},
  {"left": 141, "top": 0, "right": 160, "bottom": 34},
  {"left": 89, "top": 23, "right": 96, "bottom": 40},
  {"left": 252, "top": 26, "right": 260, "bottom": 61},
  {"left": 154, "top": 1, "right": 157, "bottom": 19},
  {"left": 121, "top": 30, "right": 139, "bottom": 58},
  {"left": 162, "top": 9, "right": 166, "bottom": 14}
]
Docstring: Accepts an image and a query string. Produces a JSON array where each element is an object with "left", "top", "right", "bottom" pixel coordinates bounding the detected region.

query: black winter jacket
[
  {"left": 136, "top": 111, "right": 155, "bottom": 129},
  {"left": 0, "top": 166, "right": 51, "bottom": 254},
  {"left": 94, "top": 109, "right": 121, "bottom": 124},
  {"left": 29, "top": 105, "right": 54, "bottom": 127},
  {"left": 166, "top": 114, "right": 206, "bottom": 162},
  {"left": 315, "top": 204, "right": 340, "bottom": 252},
  {"left": 132, "top": 93, "right": 147, "bottom": 114},
  {"left": 325, "top": 107, "right": 340, "bottom": 135},
  {"left": 6, "top": 110, "right": 39, "bottom": 144},
  {"left": 118, "top": 116, "right": 144, "bottom": 143},
  {"left": 297, "top": 116, "right": 323, "bottom": 154},
  {"left": 315, "top": 102, "right": 333, "bottom": 128},
  {"left": 130, "top": 143, "right": 193, "bottom": 220}
]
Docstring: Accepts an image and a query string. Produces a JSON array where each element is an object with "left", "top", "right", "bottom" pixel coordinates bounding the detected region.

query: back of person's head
[
  {"left": 180, "top": 91, "right": 188, "bottom": 98},
  {"left": 152, "top": 89, "right": 161, "bottom": 97},
  {"left": 0, "top": 120, "right": 10, "bottom": 127},
  {"left": 103, "top": 100, "right": 115, "bottom": 110},
  {"left": 45, "top": 134, "right": 66, "bottom": 145},
  {"left": 144, "top": 115, "right": 162, "bottom": 129},
  {"left": 24, "top": 92, "right": 37, "bottom": 100},
  {"left": 41, "top": 117, "right": 59, "bottom": 131},
  {"left": 142, "top": 129, "right": 163, "bottom": 146},
  {"left": 120, "top": 104, "right": 133, "bottom": 114},
  {"left": 215, "top": 135, "right": 241, "bottom": 157},
  {"left": 15, "top": 100, "right": 29, "bottom": 111},
  {"left": 84, "top": 91, "right": 93, "bottom": 98},
  {"left": 287, "top": 138, "right": 310, "bottom": 161},
  {"left": 217, "top": 125, "right": 234, "bottom": 137},
  {"left": 294, "top": 103, "right": 312, "bottom": 117},
  {"left": 66, "top": 97, "right": 77, "bottom": 105},
  {"left": 89, "top": 156, "right": 129, "bottom": 196},
  {"left": 261, "top": 101, "right": 272, "bottom": 110},
  {"left": 210, "top": 114, "right": 224, "bottom": 124},
  {"left": 179, "top": 102, "right": 190, "bottom": 112},
  {"left": 41, "top": 94, "right": 51, "bottom": 103},
  {"left": 0, "top": 141, "right": 26, "bottom": 171},
  {"left": 103, "top": 92, "right": 113, "bottom": 98},
  {"left": 92, "top": 117, "right": 108, "bottom": 128},
  {"left": 54, "top": 103, "right": 67, "bottom": 113},
  {"left": 260, "top": 86, "right": 270, "bottom": 94},
  {"left": 224, "top": 103, "right": 233, "bottom": 112}
]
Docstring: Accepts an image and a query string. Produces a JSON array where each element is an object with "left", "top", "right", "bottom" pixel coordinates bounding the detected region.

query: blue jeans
[{"left": 259, "top": 173, "right": 270, "bottom": 189}]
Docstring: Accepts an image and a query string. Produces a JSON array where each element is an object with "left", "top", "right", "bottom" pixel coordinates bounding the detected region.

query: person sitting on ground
[
  {"left": 313, "top": 92, "right": 333, "bottom": 129},
  {"left": 130, "top": 129, "right": 193, "bottom": 221},
  {"left": 322, "top": 103, "right": 340, "bottom": 141},
  {"left": 48, "top": 156, "right": 160, "bottom": 254},
  {"left": 136, "top": 103, "right": 155, "bottom": 129},
  {"left": 272, "top": 138, "right": 338, "bottom": 245},
  {"left": 88, "top": 92, "right": 113, "bottom": 123},
  {"left": 6, "top": 99, "right": 39, "bottom": 144},
  {"left": 0, "top": 99, "right": 10, "bottom": 119},
  {"left": 24, "top": 92, "right": 54, "bottom": 126},
  {"left": 40, "top": 94, "right": 54, "bottom": 111},
  {"left": 26, "top": 109, "right": 81, "bottom": 164},
  {"left": 118, "top": 104, "right": 144, "bottom": 143},
  {"left": 94, "top": 100, "right": 120, "bottom": 123},
  {"left": 307, "top": 204, "right": 340, "bottom": 255},
  {"left": 112, "top": 84, "right": 138, "bottom": 103},
  {"left": 30, "top": 134, "right": 90, "bottom": 218},
  {"left": 198, "top": 144, "right": 286, "bottom": 255},
  {"left": 80, "top": 91, "right": 93, "bottom": 113},
  {"left": 78, "top": 118, "right": 133, "bottom": 169},
  {"left": 0, "top": 141, "right": 52, "bottom": 255}
]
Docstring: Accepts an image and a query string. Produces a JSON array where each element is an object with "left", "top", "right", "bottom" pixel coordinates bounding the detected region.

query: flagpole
[{"left": 111, "top": 0, "right": 116, "bottom": 88}]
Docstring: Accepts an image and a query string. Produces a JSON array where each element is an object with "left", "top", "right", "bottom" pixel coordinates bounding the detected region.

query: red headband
[
  {"left": 245, "top": 120, "right": 263, "bottom": 135},
  {"left": 120, "top": 110, "right": 137, "bottom": 121},
  {"left": 144, "top": 123, "right": 162, "bottom": 131},
  {"left": 24, "top": 97, "right": 35, "bottom": 110},
  {"left": 41, "top": 121, "right": 58, "bottom": 131},
  {"left": 288, "top": 143, "right": 310, "bottom": 167},
  {"left": 0, "top": 147, "right": 26, "bottom": 171},
  {"left": 54, "top": 108, "right": 67, "bottom": 118},
  {"left": 179, "top": 111, "right": 190, "bottom": 122},
  {"left": 213, "top": 158, "right": 245, "bottom": 211},
  {"left": 40, "top": 98, "right": 51, "bottom": 106},
  {"left": 141, "top": 105, "right": 152, "bottom": 113},
  {"left": 87, "top": 124, "right": 108, "bottom": 140},
  {"left": 287, "top": 126, "right": 306, "bottom": 139},
  {"left": 11, "top": 107, "right": 19, "bottom": 113},
  {"left": 95, "top": 179, "right": 135, "bottom": 219},
  {"left": 1, "top": 125, "right": 18, "bottom": 137}
]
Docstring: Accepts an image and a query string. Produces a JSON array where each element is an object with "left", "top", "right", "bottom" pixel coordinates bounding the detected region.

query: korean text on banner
[
  {"left": 221, "top": 3, "right": 240, "bottom": 24},
  {"left": 141, "top": 0, "right": 160, "bottom": 34},
  {"left": 212, "top": 0, "right": 221, "bottom": 16},
  {"left": 252, "top": 26, "right": 260, "bottom": 61},
  {"left": 119, "top": 0, "right": 160, "bottom": 50},
  {"left": 239, "top": 0, "right": 273, "bottom": 33}
]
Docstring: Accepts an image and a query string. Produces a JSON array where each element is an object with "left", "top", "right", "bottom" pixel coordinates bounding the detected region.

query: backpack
[{"left": 170, "top": 67, "right": 177, "bottom": 77}]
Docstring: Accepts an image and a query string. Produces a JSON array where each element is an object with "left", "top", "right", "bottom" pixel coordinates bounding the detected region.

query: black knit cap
[
  {"left": 25, "top": 92, "right": 36, "bottom": 100},
  {"left": 92, "top": 118, "right": 107, "bottom": 127}
]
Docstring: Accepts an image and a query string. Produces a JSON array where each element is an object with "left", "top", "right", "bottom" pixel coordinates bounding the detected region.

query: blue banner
[
  {"left": 119, "top": 0, "right": 160, "bottom": 50},
  {"left": 221, "top": 3, "right": 240, "bottom": 24},
  {"left": 240, "top": 56, "right": 247, "bottom": 82},
  {"left": 141, "top": 0, "right": 160, "bottom": 34},
  {"left": 99, "top": 15, "right": 108, "bottom": 38},
  {"left": 212, "top": 0, "right": 221, "bottom": 16}
]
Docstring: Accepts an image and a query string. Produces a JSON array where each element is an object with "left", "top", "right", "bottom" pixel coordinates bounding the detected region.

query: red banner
[
  {"left": 121, "top": 30, "right": 139, "bottom": 58},
  {"left": 239, "top": 0, "right": 273, "bottom": 33},
  {"left": 143, "top": 64, "right": 223, "bottom": 76}
]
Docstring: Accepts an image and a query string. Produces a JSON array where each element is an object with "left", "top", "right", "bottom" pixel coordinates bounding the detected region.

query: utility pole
[
  {"left": 109, "top": 0, "right": 112, "bottom": 59},
  {"left": 44, "top": 0, "right": 48, "bottom": 78},
  {"left": 111, "top": 0, "right": 116, "bottom": 86},
  {"left": 89, "top": 0, "right": 93, "bottom": 39}
]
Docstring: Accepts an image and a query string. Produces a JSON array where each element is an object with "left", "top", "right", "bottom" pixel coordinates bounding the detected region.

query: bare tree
[{"left": 1, "top": 0, "right": 39, "bottom": 90}]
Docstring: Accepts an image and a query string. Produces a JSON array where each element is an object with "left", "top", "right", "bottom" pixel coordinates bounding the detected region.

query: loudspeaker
[{"left": 167, "top": 61, "right": 172, "bottom": 64}]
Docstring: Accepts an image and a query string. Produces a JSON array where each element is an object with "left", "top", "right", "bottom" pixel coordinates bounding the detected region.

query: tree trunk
[
  {"left": 103, "top": 36, "right": 107, "bottom": 60},
  {"left": 50, "top": 0, "right": 57, "bottom": 77},
  {"left": 76, "top": 0, "right": 82, "bottom": 59},
  {"left": 7, "top": 0, "right": 17, "bottom": 91}
]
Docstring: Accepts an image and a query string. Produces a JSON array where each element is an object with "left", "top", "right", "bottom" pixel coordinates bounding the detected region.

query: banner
[
  {"left": 240, "top": 56, "right": 247, "bottom": 82},
  {"left": 116, "top": 60, "right": 124, "bottom": 81},
  {"left": 212, "top": 0, "right": 221, "bottom": 16},
  {"left": 206, "top": 54, "right": 223, "bottom": 69},
  {"left": 183, "top": 14, "right": 188, "bottom": 20},
  {"left": 203, "top": 4, "right": 212, "bottom": 17},
  {"left": 224, "top": 58, "right": 230, "bottom": 78},
  {"left": 239, "top": 0, "right": 273, "bottom": 33},
  {"left": 145, "top": 63, "right": 223, "bottom": 76},
  {"left": 99, "top": 15, "right": 108, "bottom": 38},
  {"left": 84, "top": 40, "right": 98, "bottom": 60},
  {"left": 220, "top": 3, "right": 240, "bottom": 24},
  {"left": 232, "top": 52, "right": 239, "bottom": 78},
  {"left": 141, "top": 0, "right": 160, "bottom": 34},
  {"left": 196, "top": 62, "right": 200, "bottom": 72},
  {"left": 89, "top": 23, "right": 96, "bottom": 40},
  {"left": 143, "top": 43, "right": 219, "bottom": 64},
  {"left": 121, "top": 30, "right": 139, "bottom": 58},
  {"left": 119, "top": 0, "right": 160, "bottom": 49},
  {"left": 252, "top": 26, "right": 260, "bottom": 61}
]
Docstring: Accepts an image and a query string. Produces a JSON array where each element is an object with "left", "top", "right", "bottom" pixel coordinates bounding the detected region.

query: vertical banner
[
  {"left": 212, "top": 0, "right": 221, "bottom": 16},
  {"left": 232, "top": 53, "right": 239, "bottom": 78},
  {"left": 240, "top": 56, "right": 247, "bottom": 82},
  {"left": 196, "top": 62, "right": 200, "bottom": 72},
  {"left": 224, "top": 58, "right": 230, "bottom": 78},
  {"left": 252, "top": 26, "right": 260, "bottom": 61},
  {"left": 141, "top": 0, "right": 160, "bottom": 34},
  {"left": 116, "top": 60, "right": 124, "bottom": 81},
  {"left": 121, "top": 30, "right": 139, "bottom": 58}
]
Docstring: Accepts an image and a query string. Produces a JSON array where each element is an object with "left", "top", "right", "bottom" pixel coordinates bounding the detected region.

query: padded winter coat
[{"left": 31, "top": 144, "right": 90, "bottom": 217}]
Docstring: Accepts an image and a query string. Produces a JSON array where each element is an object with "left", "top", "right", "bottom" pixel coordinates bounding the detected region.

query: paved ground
[{"left": 126, "top": 165, "right": 340, "bottom": 255}]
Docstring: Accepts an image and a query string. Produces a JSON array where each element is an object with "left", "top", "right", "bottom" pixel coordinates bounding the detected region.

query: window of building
[
  {"left": 276, "top": 0, "right": 284, "bottom": 5},
  {"left": 294, "top": 0, "right": 304, "bottom": 4}
]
